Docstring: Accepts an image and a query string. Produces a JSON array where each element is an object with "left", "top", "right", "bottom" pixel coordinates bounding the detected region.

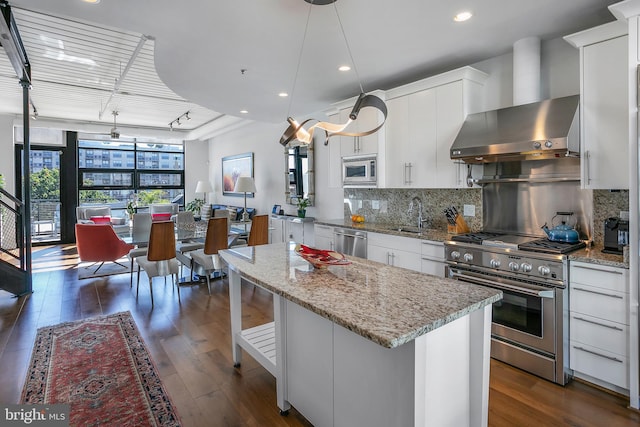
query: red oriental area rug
[{"left": 21, "top": 311, "right": 181, "bottom": 426}]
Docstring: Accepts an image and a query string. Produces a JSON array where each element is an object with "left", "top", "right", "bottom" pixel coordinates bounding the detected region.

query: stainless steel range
[{"left": 445, "top": 232, "right": 585, "bottom": 385}]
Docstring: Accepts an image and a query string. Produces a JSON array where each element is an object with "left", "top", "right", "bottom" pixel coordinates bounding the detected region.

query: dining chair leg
[
  {"left": 205, "top": 273, "right": 211, "bottom": 295},
  {"left": 175, "top": 274, "right": 180, "bottom": 300},
  {"left": 130, "top": 258, "right": 134, "bottom": 288},
  {"left": 149, "top": 277, "right": 154, "bottom": 306}
]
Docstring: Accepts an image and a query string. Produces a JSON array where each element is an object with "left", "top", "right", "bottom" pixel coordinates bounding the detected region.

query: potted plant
[
  {"left": 296, "top": 197, "right": 310, "bottom": 218},
  {"left": 126, "top": 201, "right": 136, "bottom": 219},
  {"left": 185, "top": 198, "right": 206, "bottom": 217}
]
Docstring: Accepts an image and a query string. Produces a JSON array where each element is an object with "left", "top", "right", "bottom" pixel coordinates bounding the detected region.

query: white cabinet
[
  {"left": 565, "top": 22, "right": 629, "bottom": 189},
  {"left": 384, "top": 90, "right": 436, "bottom": 188},
  {"left": 367, "top": 232, "right": 422, "bottom": 272},
  {"left": 270, "top": 215, "right": 314, "bottom": 245},
  {"left": 569, "top": 261, "right": 630, "bottom": 392},
  {"left": 421, "top": 240, "right": 445, "bottom": 277},
  {"left": 383, "top": 67, "right": 486, "bottom": 189},
  {"left": 314, "top": 223, "right": 334, "bottom": 251},
  {"left": 338, "top": 104, "right": 381, "bottom": 157}
]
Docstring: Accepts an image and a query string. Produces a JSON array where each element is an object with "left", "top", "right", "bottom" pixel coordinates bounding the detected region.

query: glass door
[{"left": 15, "top": 146, "right": 63, "bottom": 244}]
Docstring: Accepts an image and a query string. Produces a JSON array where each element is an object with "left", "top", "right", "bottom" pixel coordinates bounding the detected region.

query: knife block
[{"left": 448, "top": 215, "right": 470, "bottom": 234}]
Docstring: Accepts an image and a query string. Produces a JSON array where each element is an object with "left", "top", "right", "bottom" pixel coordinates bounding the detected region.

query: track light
[{"left": 168, "top": 111, "right": 191, "bottom": 130}]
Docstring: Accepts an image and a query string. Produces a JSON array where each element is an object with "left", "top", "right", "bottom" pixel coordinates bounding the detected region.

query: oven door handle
[{"left": 449, "top": 271, "right": 555, "bottom": 299}]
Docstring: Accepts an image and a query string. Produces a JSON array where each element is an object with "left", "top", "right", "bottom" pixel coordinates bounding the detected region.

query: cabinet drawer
[
  {"left": 368, "top": 233, "right": 421, "bottom": 253},
  {"left": 570, "top": 283, "right": 628, "bottom": 324},
  {"left": 570, "top": 262, "right": 627, "bottom": 293},
  {"left": 314, "top": 224, "right": 334, "bottom": 239},
  {"left": 421, "top": 240, "right": 444, "bottom": 260},
  {"left": 570, "top": 341, "right": 628, "bottom": 389},
  {"left": 570, "top": 312, "right": 627, "bottom": 356}
]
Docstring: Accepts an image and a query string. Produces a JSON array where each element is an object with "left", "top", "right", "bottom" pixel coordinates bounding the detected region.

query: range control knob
[
  {"left": 508, "top": 261, "right": 520, "bottom": 271},
  {"left": 533, "top": 141, "right": 541, "bottom": 149},
  {"left": 450, "top": 251, "right": 461, "bottom": 260},
  {"left": 520, "top": 263, "right": 532, "bottom": 273},
  {"left": 538, "top": 266, "right": 551, "bottom": 276},
  {"left": 545, "top": 140, "right": 553, "bottom": 148},
  {"left": 463, "top": 253, "right": 474, "bottom": 262},
  {"left": 490, "top": 259, "right": 501, "bottom": 269}
]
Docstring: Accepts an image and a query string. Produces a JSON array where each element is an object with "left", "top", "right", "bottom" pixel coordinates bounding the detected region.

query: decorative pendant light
[
  {"left": 110, "top": 110, "right": 120, "bottom": 139},
  {"left": 279, "top": 0, "right": 387, "bottom": 147}
]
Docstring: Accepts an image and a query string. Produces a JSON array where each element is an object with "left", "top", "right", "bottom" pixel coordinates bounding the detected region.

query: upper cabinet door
[
  {"left": 582, "top": 35, "right": 629, "bottom": 189},
  {"left": 435, "top": 82, "right": 465, "bottom": 188},
  {"left": 339, "top": 107, "right": 380, "bottom": 157},
  {"left": 384, "top": 90, "right": 436, "bottom": 188}
]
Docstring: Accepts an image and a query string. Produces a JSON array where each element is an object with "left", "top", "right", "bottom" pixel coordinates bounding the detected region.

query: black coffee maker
[{"left": 603, "top": 217, "right": 629, "bottom": 254}]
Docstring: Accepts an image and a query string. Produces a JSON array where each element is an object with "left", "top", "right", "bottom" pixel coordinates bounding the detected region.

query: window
[{"left": 78, "top": 137, "right": 185, "bottom": 214}]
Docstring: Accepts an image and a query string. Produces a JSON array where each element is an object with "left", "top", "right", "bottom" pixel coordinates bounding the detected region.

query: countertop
[
  {"left": 219, "top": 242, "right": 502, "bottom": 349},
  {"left": 568, "top": 244, "right": 628, "bottom": 269},
  {"left": 314, "top": 218, "right": 452, "bottom": 242},
  {"left": 315, "top": 218, "right": 628, "bottom": 269}
]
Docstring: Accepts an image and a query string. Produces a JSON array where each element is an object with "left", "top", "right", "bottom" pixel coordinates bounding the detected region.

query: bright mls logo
[{"left": 1, "top": 404, "right": 69, "bottom": 426}]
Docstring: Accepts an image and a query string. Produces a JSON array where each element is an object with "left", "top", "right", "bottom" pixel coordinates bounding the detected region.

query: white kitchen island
[{"left": 219, "top": 243, "right": 502, "bottom": 427}]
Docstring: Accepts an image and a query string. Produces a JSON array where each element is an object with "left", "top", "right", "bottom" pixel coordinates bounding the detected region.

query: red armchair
[{"left": 75, "top": 223, "right": 134, "bottom": 274}]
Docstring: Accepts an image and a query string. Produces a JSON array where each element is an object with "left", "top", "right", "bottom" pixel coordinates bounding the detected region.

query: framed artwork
[{"left": 222, "top": 152, "right": 254, "bottom": 196}]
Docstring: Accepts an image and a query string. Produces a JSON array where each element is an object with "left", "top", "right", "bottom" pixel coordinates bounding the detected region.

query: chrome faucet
[{"left": 408, "top": 196, "right": 428, "bottom": 229}]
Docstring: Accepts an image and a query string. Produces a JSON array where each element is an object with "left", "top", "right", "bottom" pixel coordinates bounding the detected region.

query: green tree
[
  {"left": 31, "top": 168, "right": 59, "bottom": 200},
  {"left": 79, "top": 190, "right": 112, "bottom": 204},
  {"left": 137, "top": 189, "right": 169, "bottom": 205}
]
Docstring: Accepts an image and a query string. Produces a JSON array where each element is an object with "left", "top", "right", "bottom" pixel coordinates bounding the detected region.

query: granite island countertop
[{"left": 219, "top": 242, "right": 502, "bottom": 349}]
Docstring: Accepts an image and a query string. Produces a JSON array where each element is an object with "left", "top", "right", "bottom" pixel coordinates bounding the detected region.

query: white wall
[
  {"left": 208, "top": 121, "right": 295, "bottom": 215},
  {"left": 184, "top": 138, "right": 211, "bottom": 204}
]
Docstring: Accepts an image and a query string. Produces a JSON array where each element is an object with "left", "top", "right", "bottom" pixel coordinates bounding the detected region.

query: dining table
[{"left": 116, "top": 220, "right": 245, "bottom": 284}]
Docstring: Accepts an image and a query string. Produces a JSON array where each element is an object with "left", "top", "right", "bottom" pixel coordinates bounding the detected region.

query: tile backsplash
[
  {"left": 344, "top": 188, "right": 482, "bottom": 231},
  {"left": 592, "top": 190, "right": 629, "bottom": 246},
  {"left": 344, "top": 188, "right": 629, "bottom": 246}
]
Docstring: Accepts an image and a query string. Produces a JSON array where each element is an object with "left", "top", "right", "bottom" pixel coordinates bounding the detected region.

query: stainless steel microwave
[{"left": 343, "top": 155, "right": 377, "bottom": 187}]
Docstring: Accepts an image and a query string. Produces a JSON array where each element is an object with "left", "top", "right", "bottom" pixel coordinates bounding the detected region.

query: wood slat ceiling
[{"left": 0, "top": 7, "right": 222, "bottom": 132}]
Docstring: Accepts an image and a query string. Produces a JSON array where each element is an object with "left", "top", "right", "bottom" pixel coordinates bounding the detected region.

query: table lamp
[
  {"left": 234, "top": 176, "right": 256, "bottom": 222},
  {"left": 195, "top": 180, "right": 213, "bottom": 203}
]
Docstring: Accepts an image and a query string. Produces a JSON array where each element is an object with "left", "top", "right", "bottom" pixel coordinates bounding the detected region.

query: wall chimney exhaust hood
[{"left": 450, "top": 95, "right": 580, "bottom": 164}]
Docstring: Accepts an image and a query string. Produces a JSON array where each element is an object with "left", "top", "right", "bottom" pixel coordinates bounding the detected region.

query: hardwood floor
[{"left": 0, "top": 244, "right": 639, "bottom": 426}]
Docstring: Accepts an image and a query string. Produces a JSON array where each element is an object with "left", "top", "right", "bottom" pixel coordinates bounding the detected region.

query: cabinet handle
[
  {"left": 572, "top": 345, "right": 623, "bottom": 363},
  {"left": 390, "top": 252, "right": 396, "bottom": 266},
  {"left": 574, "top": 265, "right": 623, "bottom": 275},
  {"left": 422, "top": 241, "right": 443, "bottom": 248},
  {"left": 404, "top": 163, "right": 413, "bottom": 184},
  {"left": 407, "top": 163, "right": 412, "bottom": 184},
  {"left": 572, "top": 316, "right": 624, "bottom": 331},
  {"left": 585, "top": 150, "right": 591, "bottom": 185},
  {"left": 572, "top": 287, "right": 623, "bottom": 299}
]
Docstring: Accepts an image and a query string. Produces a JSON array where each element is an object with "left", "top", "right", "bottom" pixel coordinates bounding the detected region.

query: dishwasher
[{"left": 333, "top": 227, "right": 367, "bottom": 259}]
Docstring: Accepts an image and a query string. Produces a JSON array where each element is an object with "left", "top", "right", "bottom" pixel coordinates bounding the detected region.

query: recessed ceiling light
[
  {"left": 240, "top": 110, "right": 248, "bottom": 114},
  {"left": 453, "top": 11, "right": 472, "bottom": 22},
  {"left": 278, "top": 92, "right": 288, "bottom": 97},
  {"left": 338, "top": 65, "right": 351, "bottom": 72},
  {"left": 82, "top": 0, "right": 101, "bottom": 4}
]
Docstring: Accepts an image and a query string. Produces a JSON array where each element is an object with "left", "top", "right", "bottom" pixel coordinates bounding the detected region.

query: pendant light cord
[
  {"left": 333, "top": 1, "right": 364, "bottom": 94},
  {"left": 286, "top": 1, "right": 315, "bottom": 119}
]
